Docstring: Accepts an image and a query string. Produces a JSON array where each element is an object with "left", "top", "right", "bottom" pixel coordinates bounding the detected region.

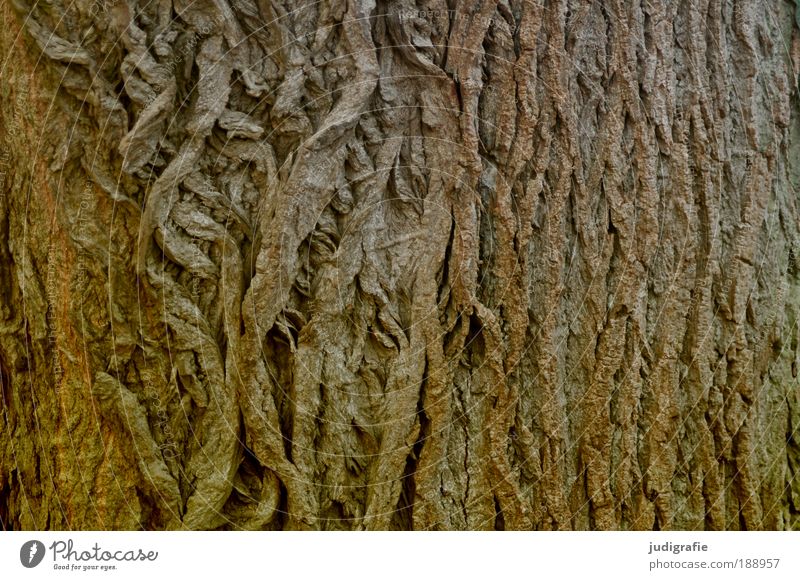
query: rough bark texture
[{"left": 1, "top": 0, "right": 800, "bottom": 530}]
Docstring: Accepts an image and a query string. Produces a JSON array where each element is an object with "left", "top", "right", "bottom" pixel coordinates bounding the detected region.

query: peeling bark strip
[{"left": 1, "top": 0, "right": 799, "bottom": 530}]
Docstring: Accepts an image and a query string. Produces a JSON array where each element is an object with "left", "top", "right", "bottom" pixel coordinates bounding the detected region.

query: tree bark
[{"left": 1, "top": 0, "right": 800, "bottom": 530}]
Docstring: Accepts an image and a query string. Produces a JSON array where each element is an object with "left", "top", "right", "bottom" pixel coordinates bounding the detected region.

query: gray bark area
[{"left": 1, "top": 0, "right": 800, "bottom": 530}]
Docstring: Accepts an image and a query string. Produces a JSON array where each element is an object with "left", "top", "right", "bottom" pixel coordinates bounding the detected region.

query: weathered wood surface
[{"left": 1, "top": 0, "right": 799, "bottom": 530}]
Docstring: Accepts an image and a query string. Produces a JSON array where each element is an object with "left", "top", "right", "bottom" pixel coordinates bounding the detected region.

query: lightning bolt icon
[{"left": 29, "top": 543, "right": 38, "bottom": 564}]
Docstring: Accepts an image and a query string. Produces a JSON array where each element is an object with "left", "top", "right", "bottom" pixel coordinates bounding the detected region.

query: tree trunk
[{"left": 1, "top": 0, "right": 800, "bottom": 531}]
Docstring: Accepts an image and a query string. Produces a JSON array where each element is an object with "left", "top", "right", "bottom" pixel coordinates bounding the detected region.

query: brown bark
[{"left": 1, "top": 0, "right": 800, "bottom": 530}]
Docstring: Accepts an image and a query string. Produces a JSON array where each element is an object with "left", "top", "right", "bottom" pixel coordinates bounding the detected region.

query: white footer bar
[{"left": 2, "top": 531, "right": 797, "bottom": 579}]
